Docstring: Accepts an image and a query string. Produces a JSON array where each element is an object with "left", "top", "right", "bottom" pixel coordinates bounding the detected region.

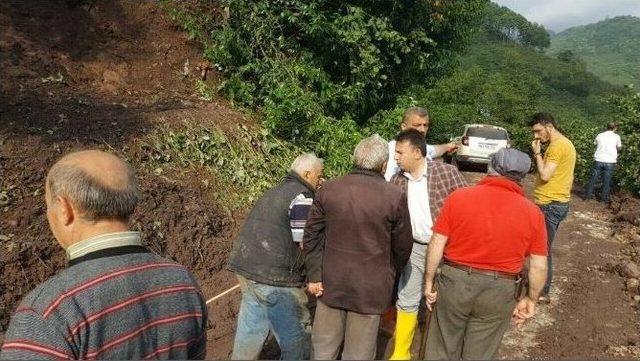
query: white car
[{"left": 450, "top": 124, "right": 511, "bottom": 170}]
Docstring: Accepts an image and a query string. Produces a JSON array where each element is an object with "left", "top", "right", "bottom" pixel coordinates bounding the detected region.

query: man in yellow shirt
[{"left": 529, "top": 112, "right": 576, "bottom": 303}]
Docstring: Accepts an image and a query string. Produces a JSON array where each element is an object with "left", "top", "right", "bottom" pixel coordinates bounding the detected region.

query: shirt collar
[
  {"left": 66, "top": 231, "right": 142, "bottom": 260},
  {"left": 478, "top": 176, "right": 524, "bottom": 195},
  {"left": 403, "top": 161, "right": 428, "bottom": 182}
]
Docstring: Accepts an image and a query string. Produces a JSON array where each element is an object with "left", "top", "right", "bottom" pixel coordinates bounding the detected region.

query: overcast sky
[{"left": 492, "top": 0, "right": 640, "bottom": 32}]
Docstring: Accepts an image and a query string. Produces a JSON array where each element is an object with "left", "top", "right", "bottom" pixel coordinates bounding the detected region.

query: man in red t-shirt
[{"left": 423, "top": 148, "right": 548, "bottom": 360}]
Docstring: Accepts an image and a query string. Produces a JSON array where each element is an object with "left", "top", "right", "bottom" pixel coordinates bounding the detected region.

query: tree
[
  {"left": 608, "top": 90, "right": 640, "bottom": 193},
  {"left": 483, "top": 3, "right": 550, "bottom": 50}
]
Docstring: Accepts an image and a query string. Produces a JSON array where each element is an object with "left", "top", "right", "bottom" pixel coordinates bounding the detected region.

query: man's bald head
[{"left": 46, "top": 150, "right": 139, "bottom": 221}]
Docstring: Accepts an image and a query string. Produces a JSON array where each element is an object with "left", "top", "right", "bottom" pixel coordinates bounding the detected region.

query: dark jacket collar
[
  {"left": 285, "top": 171, "right": 316, "bottom": 195},
  {"left": 478, "top": 176, "right": 524, "bottom": 196},
  {"left": 351, "top": 168, "right": 385, "bottom": 179}
]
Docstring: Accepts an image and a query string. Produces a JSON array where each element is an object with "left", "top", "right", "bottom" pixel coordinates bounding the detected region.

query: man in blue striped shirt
[{"left": 228, "top": 153, "right": 324, "bottom": 360}]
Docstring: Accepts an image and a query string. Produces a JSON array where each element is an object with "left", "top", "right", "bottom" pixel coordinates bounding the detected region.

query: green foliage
[
  {"left": 195, "top": 79, "right": 215, "bottom": 101},
  {"left": 369, "top": 37, "right": 621, "bottom": 184},
  {"left": 483, "top": 2, "right": 550, "bottom": 50},
  {"left": 167, "top": 0, "right": 487, "bottom": 174},
  {"left": 165, "top": 0, "right": 637, "bottom": 195},
  {"left": 549, "top": 16, "right": 640, "bottom": 87},
  {"left": 607, "top": 91, "right": 640, "bottom": 194},
  {"left": 145, "top": 123, "right": 299, "bottom": 207},
  {"left": 165, "top": 2, "right": 214, "bottom": 41}
]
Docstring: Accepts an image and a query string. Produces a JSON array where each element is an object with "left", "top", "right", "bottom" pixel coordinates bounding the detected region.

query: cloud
[{"left": 492, "top": 0, "right": 640, "bottom": 32}]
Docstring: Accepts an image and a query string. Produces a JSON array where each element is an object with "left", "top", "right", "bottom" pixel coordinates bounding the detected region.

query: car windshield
[{"left": 466, "top": 127, "right": 509, "bottom": 140}]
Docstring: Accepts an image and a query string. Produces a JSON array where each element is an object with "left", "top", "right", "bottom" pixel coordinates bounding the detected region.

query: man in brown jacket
[{"left": 303, "top": 134, "right": 413, "bottom": 360}]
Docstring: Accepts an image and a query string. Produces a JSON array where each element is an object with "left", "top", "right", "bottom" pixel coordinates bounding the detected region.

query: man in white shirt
[
  {"left": 387, "top": 130, "right": 467, "bottom": 360},
  {"left": 584, "top": 122, "right": 622, "bottom": 203},
  {"left": 384, "top": 107, "right": 457, "bottom": 181}
]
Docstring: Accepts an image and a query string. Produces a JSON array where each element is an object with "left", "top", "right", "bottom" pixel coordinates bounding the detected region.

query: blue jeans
[
  {"left": 539, "top": 202, "right": 570, "bottom": 296},
  {"left": 232, "top": 275, "right": 311, "bottom": 360},
  {"left": 584, "top": 161, "right": 615, "bottom": 202}
]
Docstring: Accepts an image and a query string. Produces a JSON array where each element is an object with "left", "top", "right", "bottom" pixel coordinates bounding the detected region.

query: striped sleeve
[
  {"left": 289, "top": 192, "right": 314, "bottom": 243},
  {"left": 1, "top": 308, "right": 75, "bottom": 360}
]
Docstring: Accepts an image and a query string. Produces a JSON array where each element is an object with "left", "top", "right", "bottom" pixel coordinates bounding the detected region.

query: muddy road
[{"left": 498, "top": 185, "right": 640, "bottom": 359}]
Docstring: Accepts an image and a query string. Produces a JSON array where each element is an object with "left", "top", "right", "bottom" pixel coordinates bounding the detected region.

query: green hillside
[
  {"left": 549, "top": 16, "right": 640, "bottom": 87},
  {"left": 167, "top": 1, "right": 639, "bottom": 193},
  {"left": 370, "top": 3, "right": 624, "bottom": 182}
]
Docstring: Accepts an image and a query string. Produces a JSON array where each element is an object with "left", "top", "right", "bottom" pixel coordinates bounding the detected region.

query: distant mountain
[{"left": 549, "top": 16, "right": 640, "bottom": 87}]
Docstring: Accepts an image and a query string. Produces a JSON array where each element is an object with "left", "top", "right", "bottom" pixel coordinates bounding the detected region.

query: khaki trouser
[
  {"left": 396, "top": 242, "right": 428, "bottom": 313},
  {"left": 311, "top": 300, "right": 381, "bottom": 360},
  {"left": 425, "top": 264, "right": 517, "bottom": 360}
]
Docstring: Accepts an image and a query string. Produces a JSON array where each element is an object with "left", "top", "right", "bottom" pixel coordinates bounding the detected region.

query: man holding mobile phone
[{"left": 528, "top": 112, "right": 576, "bottom": 304}]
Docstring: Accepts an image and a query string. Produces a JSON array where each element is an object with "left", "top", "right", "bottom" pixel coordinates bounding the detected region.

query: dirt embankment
[{"left": 0, "top": 0, "right": 243, "bottom": 351}]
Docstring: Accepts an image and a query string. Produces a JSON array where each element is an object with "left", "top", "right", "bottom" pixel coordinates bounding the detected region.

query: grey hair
[
  {"left": 47, "top": 161, "right": 139, "bottom": 221},
  {"left": 291, "top": 153, "right": 323, "bottom": 174},
  {"left": 354, "top": 134, "right": 389, "bottom": 171},
  {"left": 402, "top": 106, "right": 429, "bottom": 124}
]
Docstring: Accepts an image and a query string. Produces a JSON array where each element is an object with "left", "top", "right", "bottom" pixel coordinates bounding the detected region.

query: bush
[
  {"left": 145, "top": 123, "right": 300, "bottom": 207},
  {"left": 608, "top": 91, "right": 640, "bottom": 194},
  {"left": 166, "top": 0, "right": 637, "bottom": 195},
  {"left": 167, "top": 0, "right": 487, "bottom": 174}
]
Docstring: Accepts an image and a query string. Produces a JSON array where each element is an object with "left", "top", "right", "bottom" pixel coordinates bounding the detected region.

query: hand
[
  {"left": 446, "top": 142, "right": 458, "bottom": 153},
  {"left": 511, "top": 296, "right": 536, "bottom": 328},
  {"left": 531, "top": 139, "right": 541, "bottom": 155},
  {"left": 307, "top": 282, "right": 324, "bottom": 297},
  {"left": 424, "top": 281, "right": 438, "bottom": 311}
]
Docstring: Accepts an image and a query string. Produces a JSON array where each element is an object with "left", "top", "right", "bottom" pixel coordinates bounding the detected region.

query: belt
[
  {"left": 443, "top": 260, "right": 520, "bottom": 280},
  {"left": 413, "top": 239, "right": 429, "bottom": 245}
]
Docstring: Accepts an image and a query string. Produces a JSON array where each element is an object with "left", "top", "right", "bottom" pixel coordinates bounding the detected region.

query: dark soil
[
  {"left": 529, "top": 196, "right": 639, "bottom": 359},
  {"left": 0, "top": 0, "right": 242, "bottom": 356}
]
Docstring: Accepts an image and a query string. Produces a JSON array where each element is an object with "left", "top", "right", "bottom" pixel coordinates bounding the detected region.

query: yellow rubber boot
[{"left": 389, "top": 310, "right": 418, "bottom": 360}]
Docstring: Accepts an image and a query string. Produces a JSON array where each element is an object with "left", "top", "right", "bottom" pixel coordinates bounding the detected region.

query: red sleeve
[
  {"left": 432, "top": 193, "right": 455, "bottom": 237},
  {"left": 528, "top": 208, "right": 548, "bottom": 256}
]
